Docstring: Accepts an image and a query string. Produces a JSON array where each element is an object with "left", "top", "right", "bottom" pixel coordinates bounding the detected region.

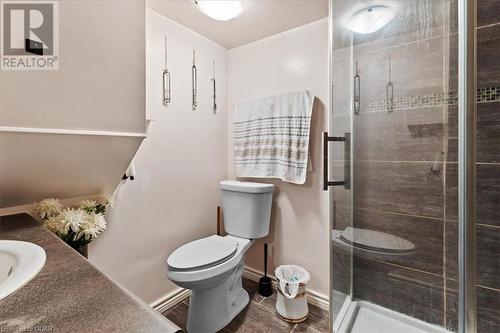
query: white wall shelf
[{"left": 0, "top": 126, "right": 147, "bottom": 138}]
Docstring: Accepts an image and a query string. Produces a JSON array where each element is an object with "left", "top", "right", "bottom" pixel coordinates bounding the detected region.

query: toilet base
[{"left": 186, "top": 261, "right": 249, "bottom": 333}]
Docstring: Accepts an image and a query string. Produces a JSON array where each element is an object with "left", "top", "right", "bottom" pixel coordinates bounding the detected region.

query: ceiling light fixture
[
  {"left": 345, "top": 5, "right": 396, "bottom": 34},
  {"left": 194, "top": 0, "right": 243, "bottom": 21}
]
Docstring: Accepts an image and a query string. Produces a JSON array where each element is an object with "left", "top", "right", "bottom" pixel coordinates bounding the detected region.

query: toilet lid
[{"left": 167, "top": 235, "right": 238, "bottom": 270}]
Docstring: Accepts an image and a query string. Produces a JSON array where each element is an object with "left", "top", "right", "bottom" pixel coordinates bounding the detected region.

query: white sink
[{"left": 0, "top": 240, "right": 46, "bottom": 300}]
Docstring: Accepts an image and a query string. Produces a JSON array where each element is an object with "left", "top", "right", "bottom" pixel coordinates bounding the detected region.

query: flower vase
[{"left": 75, "top": 244, "right": 88, "bottom": 259}]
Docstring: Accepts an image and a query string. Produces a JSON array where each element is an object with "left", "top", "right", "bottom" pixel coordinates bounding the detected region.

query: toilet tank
[{"left": 220, "top": 181, "right": 274, "bottom": 239}]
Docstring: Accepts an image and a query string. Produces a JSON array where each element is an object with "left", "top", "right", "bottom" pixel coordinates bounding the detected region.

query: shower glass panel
[
  {"left": 329, "top": 0, "right": 355, "bottom": 327},
  {"left": 328, "top": 0, "right": 477, "bottom": 331}
]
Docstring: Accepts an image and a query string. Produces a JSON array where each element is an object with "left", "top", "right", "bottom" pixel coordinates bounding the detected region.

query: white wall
[
  {"left": 0, "top": 0, "right": 146, "bottom": 208},
  {"left": 0, "top": 0, "right": 146, "bottom": 133},
  {"left": 89, "top": 13, "right": 329, "bottom": 304},
  {"left": 227, "top": 19, "right": 330, "bottom": 297},
  {"left": 89, "top": 9, "right": 228, "bottom": 304}
]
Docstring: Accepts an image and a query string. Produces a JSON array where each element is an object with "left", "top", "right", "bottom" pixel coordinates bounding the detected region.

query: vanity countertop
[{"left": 0, "top": 213, "right": 180, "bottom": 333}]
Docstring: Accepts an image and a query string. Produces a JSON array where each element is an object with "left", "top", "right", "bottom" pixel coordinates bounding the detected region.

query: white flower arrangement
[
  {"left": 33, "top": 197, "right": 112, "bottom": 252},
  {"left": 32, "top": 198, "right": 63, "bottom": 220}
]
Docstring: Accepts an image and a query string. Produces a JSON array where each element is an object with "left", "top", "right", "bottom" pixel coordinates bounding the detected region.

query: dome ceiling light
[
  {"left": 345, "top": 5, "right": 397, "bottom": 34},
  {"left": 194, "top": 0, "right": 244, "bottom": 21}
]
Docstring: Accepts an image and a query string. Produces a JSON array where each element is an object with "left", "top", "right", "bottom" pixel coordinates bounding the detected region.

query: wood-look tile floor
[{"left": 162, "top": 278, "right": 329, "bottom": 333}]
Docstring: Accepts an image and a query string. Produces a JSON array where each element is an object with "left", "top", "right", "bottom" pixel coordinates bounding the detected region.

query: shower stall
[{"left": 327, "top": 1, "right": 499, "bottom": 332}]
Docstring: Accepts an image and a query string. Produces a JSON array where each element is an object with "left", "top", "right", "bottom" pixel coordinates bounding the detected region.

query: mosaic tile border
[
  {"left": 477, "top": 86, "right": 500, "bottom": 103},
  {"left": 365, "top": 85, "right": 500, "bottom": 112}
]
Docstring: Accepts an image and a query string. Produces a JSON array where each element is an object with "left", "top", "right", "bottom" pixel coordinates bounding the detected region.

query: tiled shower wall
[
  {"left": 331, "top": 1, "right": 499, "bottom": 332},
  {"left": 457, "top": 1, "right": 500, "bottom": 331}
]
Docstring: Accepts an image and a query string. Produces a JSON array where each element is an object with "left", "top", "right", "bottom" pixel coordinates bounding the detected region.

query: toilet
[{"left": 167, "top": 180, "right": 274, "bottom": 333}]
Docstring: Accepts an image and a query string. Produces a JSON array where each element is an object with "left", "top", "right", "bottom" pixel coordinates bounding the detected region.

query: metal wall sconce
[
  {"left": 386, "top": 55, "right": 394, "bottom": 113},
  {"left": 354, "top": 61, "right": 361, "bottom": 115},
  {"left": 212, "top": 59, "right": 217, "bottom": 114},
  {"left": 192, "top": 49, "right": 198, "bottom": 111},
  {"left": 162, "top": 36, "right": 171, "bottom": 107}
]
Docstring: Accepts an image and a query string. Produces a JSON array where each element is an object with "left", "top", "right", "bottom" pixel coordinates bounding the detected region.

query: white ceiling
[{"left": 147, "top": 0, "right": 329, "bottom": 49}]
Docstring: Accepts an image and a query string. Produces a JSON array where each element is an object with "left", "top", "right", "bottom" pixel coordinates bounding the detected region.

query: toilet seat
[{"left": 167, "top": 235, "right": 238, "bottom": 271}]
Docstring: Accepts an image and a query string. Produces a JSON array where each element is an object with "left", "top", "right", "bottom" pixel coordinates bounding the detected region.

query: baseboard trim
[
  {"left": 150, "top": 287, "right": 191, "bottom": 313},
  {"left": 150, "top": 266, "right": 330, "bottom": 314},
  {"left": 243, "top": 266, "right": 330, "bottom": 311}
]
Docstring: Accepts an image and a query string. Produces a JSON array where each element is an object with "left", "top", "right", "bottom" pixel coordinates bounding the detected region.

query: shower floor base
[{"left": 337, "top": 300, "right": 450, "bottom": 333}]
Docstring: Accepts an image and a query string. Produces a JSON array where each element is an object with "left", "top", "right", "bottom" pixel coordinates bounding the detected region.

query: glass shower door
[
  {"left": 329, "top": 0, "right": 464, "bottom": 332},
  {"left": 329, "top": 1, "right": 355, "bottom": 328}
]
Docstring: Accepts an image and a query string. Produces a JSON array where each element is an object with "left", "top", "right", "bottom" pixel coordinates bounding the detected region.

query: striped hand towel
[{"left": 233, "top": 90, "right": 314, "bottom": 184}]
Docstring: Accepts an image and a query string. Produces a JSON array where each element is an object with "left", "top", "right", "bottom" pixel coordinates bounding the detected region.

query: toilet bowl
[
  {"left": 168, "top": 235, "right": 254, "bottom": 332},
  {"left": 167, "top": 181, "right": 274, "bottom": 333}
]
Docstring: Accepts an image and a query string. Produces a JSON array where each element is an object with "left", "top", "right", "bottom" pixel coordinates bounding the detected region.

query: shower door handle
[{"left": 323, "top": 132, "right": 351, "bottom": 191}]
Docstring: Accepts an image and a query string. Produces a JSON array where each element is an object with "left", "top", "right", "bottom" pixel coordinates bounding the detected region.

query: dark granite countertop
[{"left": 0, "top": 213, "right": 181, "bottom": 333}]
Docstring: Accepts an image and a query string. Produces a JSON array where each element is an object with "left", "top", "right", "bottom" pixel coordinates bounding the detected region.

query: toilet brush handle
[{"left": 264, "top": 243, "right": 268, "bottom": 277}]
